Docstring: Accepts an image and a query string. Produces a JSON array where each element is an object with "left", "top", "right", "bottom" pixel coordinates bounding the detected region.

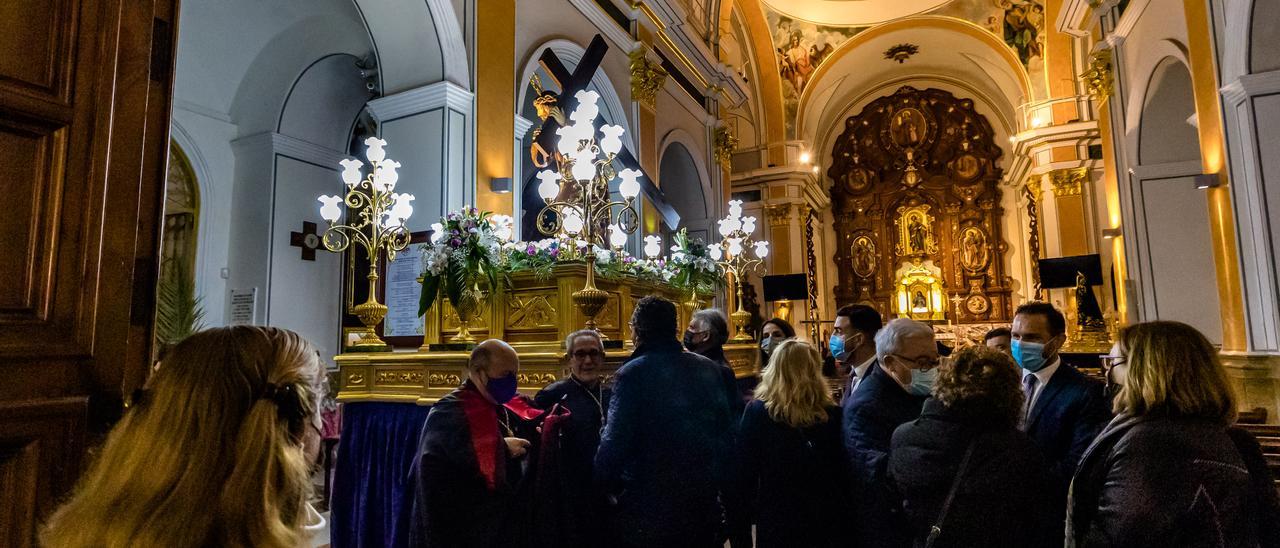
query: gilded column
[
  {"left": 475, "top": 0, "right": 516, "bottom": 216},
  {"left": 1184, "top": 0, "right": 1247, "bottom": 351},
  {"left": 630, "top": 41, "right": 667, "bottom": 234},
  {"left": 1049, "top": 168, "right": 1090, "bottom": 257}
]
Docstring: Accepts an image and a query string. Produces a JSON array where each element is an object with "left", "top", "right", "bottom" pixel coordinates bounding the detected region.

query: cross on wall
[{"left": 290, "top": 221, "right": 321, "bottom": 261}]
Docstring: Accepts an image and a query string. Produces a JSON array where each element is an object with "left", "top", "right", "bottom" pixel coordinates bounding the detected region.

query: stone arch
[
  {"left": 277, "top": 53, "right": 374, "bottom": 151},
  {"left": 352, "top": 0, "right": 469, "bottom": 93}
]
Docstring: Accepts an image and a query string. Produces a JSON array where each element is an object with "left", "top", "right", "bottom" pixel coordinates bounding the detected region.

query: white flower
[{"left": 420, "top": 244, "right": 452, "bottom": 276}]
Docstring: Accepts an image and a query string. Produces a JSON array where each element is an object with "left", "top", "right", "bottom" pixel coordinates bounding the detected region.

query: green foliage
[{"left": 155, "top": 259, "right": 205, "bottom": 347}]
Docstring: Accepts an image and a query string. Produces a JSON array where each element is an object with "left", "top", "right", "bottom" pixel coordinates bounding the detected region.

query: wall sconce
[
  {"left": 490, "top": 177, "right": 512, "bottom": 194},
  {"left": 1193, "top": 173, "right": 1219, "bottom": 190},
  {"left": 1101, "top": 227, "right": 1122, "bottom": 239}
]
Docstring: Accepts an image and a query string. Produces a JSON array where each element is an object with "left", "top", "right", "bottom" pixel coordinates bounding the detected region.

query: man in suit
[
  {"left": 832, "top": 304, "right": 883, "bottom": 405},
  {"left": 1011, "top": 302, "right": 1110, "bottom": 501},
  {"left": 844, "top": 318, "right": 936, "bottom": 548},
  {"left": 595, "top": 296, "right": 735, "bottom": 547}
]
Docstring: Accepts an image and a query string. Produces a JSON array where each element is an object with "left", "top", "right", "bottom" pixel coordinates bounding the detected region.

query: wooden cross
[
  {"left": 528, "top": 34, "right": 682, "bottom": 229},
  {"left": 289, "top": 221, "right": 321, "bottom": 261}
]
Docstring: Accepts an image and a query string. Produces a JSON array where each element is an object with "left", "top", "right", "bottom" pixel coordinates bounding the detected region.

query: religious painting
[
  {"left": 764, "top": 10, "right": 862, "bottom": 138},
  {"left": 951, "top": 153, "right": 982, "bottom": 181},
  {"left": 930, "top": 0, "right": 1048, "bottom": 100},
  {"left": 895, "top": 205, "right": 938, "bottom": 256},
  {"left": 890, "top": 108, "right": 929, "bottom": 148},
  {"left": 959, "top": 226, "right": 989, "bottom": 272},
  {"left": 843, "top": 167, "right": 873, "bottom": 194},
  {"left": 852, "top": 234, "right": 877, "bottom": 278}
]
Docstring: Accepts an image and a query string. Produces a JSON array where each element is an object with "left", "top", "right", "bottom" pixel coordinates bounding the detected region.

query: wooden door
[{"left": 0, "top": 0, "right": 177, "bottom": 545}]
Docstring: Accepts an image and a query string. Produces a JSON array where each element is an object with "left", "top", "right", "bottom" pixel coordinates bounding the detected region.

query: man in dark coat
[
  {"left": 844, "top": 318, "right": 935, "bottom": 548},
  {"left": 533, "top": 329, "right": 612, "bottom": 548},
  {"left": 408, "top": 339, "right": 543, "bottom": 547},
  {"left": 831, "top": 304, "right": 883, "bottom": 405},
  {"left": 1010, "top": 302, "right": 1110, "bottom": 502},
  {"left": 596, "top": 296, "right": 735, "bottom": 547},
  {"left": 686, "top": 308, "right": 748, "bottom": 422}
]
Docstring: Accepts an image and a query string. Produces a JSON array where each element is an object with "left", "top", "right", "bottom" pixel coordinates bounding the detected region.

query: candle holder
[
  {"left": 317, "top": 137, "right": 414, "bottom": 351},
  {"left": 710, "top": 200, "right": 769, "bottom": 342}
]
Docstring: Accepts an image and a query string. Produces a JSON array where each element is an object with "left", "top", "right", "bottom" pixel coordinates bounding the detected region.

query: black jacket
[
  {"left": 594, "top": 338, "right": 735, "bottom": 546},
  {"left": 732, "top": 400, "right": 850, "bottom": 548},
  {"left": 843, "top": 362, "right": 927, "bottom": 548},
  {"left": 533, "top": 379, "right": 612, "bottom": 548},
  {"left": 1068, "top": 414, "right": 1280, "bottom": 548},
  {"left": 1023, "top": 362, "right": 1110, "bottom": 497},
  {"left": 697, "top": 344, "right": 749, "bottom": 423},
  {"left": 889, "top": 398, "right": 1059, "bottom": 548}
]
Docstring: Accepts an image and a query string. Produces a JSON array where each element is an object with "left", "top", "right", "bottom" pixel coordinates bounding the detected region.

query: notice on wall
[
  {"left": 228, "top": 288, "right": 257, "bottom": 325},
  {"left": 384, "top": 245, "right": 425, "bottom": 338}
]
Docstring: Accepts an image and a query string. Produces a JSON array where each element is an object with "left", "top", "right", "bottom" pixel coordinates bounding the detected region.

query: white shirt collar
[
  {"left": 1023, "top": 356, "right": 1061, "bottom": 386},
  {"left": 854, "top": 355, "right": 877, "bottom": 379}
]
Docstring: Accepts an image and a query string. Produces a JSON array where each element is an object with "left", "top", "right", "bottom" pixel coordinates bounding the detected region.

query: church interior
[{"left": 4, "top": 0, "right": 1280, "bottom": 544}]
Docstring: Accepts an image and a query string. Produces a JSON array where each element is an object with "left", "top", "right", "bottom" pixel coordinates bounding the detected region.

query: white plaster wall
[
  {"left": 171, "top": 109, "right": 237, "bottom": 327},
  {"left": 1136, "top": 173, "right": 1223, "bottom": 342}
]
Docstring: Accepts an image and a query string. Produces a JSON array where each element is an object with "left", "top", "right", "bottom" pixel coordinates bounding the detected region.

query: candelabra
[
  {"left": 536, "top": 90, "right": 642, "bottom": 331},
  {"left": 317, "top": 137, "right": 414, "bottom": 351},
  {"left": 710, "top": 200, "right": 769, "bottom": 341}
]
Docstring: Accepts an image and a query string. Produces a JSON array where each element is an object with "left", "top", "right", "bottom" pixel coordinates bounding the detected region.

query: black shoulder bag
[{"left": 925, "top": 439, "right": 978, "bottom": 548}]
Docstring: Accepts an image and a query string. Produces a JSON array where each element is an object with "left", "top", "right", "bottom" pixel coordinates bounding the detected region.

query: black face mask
[{"left": 683, "top": 331, "right": 698, "bottom": 350}]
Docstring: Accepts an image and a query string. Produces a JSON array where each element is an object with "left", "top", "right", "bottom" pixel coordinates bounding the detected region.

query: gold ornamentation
[
  {"left": 595, "top": 294, "right": 620, "bottom": 329},
  {"left": 508, "top": 293, "right": 558, "bottom": 329},
  {"left": 959, "top": 226, "right": 990, "bottom": 273},
  {"left": 713, "top": 126, "right": 737, "bottom": 169},
  {"left": 428, "top": 373, "right": 462, "bottom": 387},
  {"left": 347, "top": 372, "right": 365, "bottom": 385},
  {"left": 629, "top": 48, "right": 667, "bottom": 109},
  {"left": 765, "top": 203, "right": 792, "bottom": 225},
  {"left": 1082, "top": 49, "right": 1113, "bottom": 104},
  {"left": 852, "top": 234, "right": 877, "bottom": 279},
  {"left": 376, "top": 370, "right": 424, "bottom": 385},
  {"left": 895, "top": 205, "right": 939, "bottom": 256},
  {"left": 1049, "top": 168, "right": 1088, "bottom": 197},
  {"left": 517, "top": 373, "right": 558, "bottom": 386}
]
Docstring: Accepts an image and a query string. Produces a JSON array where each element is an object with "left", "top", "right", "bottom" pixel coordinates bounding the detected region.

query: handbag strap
[{"left": 925, "top": 439, "right": 978, "bottom": 548}]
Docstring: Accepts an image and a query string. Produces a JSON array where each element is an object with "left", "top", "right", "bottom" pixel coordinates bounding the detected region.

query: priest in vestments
[
  {"left": 533, "top": 329, "right": 613, "bottom": 548},
  {"left": 408, "top": 339, "right": 545, "bottom": 547}
]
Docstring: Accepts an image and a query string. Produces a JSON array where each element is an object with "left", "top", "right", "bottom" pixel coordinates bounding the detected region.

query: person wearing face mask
[
  {"left": 844, "top": 318, "right": 935, "bottom": 548},
  {"left": 1009, "top": 302, "right": 1109, "bottom": 511},
  {"left": 409, "top": 339, "right": 545, "bottom": 547},
  {"left": 758, "top": 317, "right": 797, "bottom": 368},
  {"left": 533, "top": 330, "right": 613, "bottom": 548},
  {"left": 687, "top": 308, "right": 748, "bottom": 421},
  {"left": 831, "top": 304, "right": 883, "bottom": 405}
]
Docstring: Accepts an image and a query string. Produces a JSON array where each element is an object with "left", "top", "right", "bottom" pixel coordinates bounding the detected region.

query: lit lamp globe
[
  {"left": 727, "top": 237, "right": 744, "bottom": 257},
  {"left": 643, "top": 235, "right": 662, "bottom": 258},
  {"left": 339, "top": 159, "right": 363, "bottom": 187},
  {"left": 318, "top": 195, "right": 343, "bottom": 223},
  {"left": 741, "top": 216, "right": 757, "bottom": 235},
  {"left": 571, "top": 155, "right": 597, "bottom": 182},
  {"left": 563, "top": 209, "right": 585, "bottom": 235},
  {"left": 618, "top": 169, "right": 642, "bottom": 199},
  {"left": 709, "top": 243, "right": 723, "bottom": 261},
  {"left": 600, "top": 125, "right": 624, "bottom": 156},
  {"left": 537, "top": 170, "right": 561, "bottom": 203},
  {"left": 728, "top": 199, "right": 744, "bottom": 219},
  {"left": 753, "top": 241, "right": 770, "bottom": 258},
  {"left": 609, "top": 223, "right": 627, "bottom": 248}
]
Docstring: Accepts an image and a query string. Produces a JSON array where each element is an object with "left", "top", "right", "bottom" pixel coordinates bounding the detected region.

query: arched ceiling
[
  {"left": 760, "top": 0, "right": 950, "bottom": 26},
  {"left": 796, "top": 16, "right": 1029, "bottom": 148}
]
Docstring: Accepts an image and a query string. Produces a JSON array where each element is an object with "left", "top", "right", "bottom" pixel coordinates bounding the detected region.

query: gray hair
[
  {"left": 874, "top": 318, "right": 935, "bottom": 362},
  {"left": 564, "top": 329, "right": 604, "bottom": 354},
  {"left": 692, "top": 309, "right": 730, "bottom": 347}
]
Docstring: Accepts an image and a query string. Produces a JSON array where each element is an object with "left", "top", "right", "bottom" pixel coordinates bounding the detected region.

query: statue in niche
[
  {"left": 852, "top": 235, "right": 877, "bottom": 278},
  {"left": 909, "top": 218, "right": 928, "bottom": 252},
  {"left": 1075, "top": 271, "right": 1106, "bottom": 328},
  {"left": 912, "top": 290, "right": 928, "bottom": 312},
  {"left": 960, "top": 227, "right": 988, "bottom": 271},
  {"left": 896, "top": 205, "right": 937, "bottom": 256}
]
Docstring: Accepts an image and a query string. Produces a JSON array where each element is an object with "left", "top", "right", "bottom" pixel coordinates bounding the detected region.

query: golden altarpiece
[{"left": 828, "top": 86, "right": 1013, "bottom": 324}]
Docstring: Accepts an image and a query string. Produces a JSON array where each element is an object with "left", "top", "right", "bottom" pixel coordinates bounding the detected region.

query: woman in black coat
[
  {"left": 1068, "top": 321, "right": 1280, "bottom": 548},
  {"left": 730, "top": 340, "right": 850, "bottom": 548},
  {"left": 889, "top": 346, "right": 1059, "bottom": 548}
]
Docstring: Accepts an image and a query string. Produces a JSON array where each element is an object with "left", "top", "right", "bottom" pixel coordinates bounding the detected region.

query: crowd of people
[{"left": 37, "top": 298, "right": 1280, "bottom": 547}]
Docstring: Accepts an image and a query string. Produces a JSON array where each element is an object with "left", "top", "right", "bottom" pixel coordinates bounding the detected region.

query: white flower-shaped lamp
[{"left": 318, "top": 195, "right": 343, "bottom": 223}]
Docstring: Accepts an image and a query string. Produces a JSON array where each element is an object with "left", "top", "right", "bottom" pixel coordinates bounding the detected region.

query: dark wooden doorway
[{"left": 0, "top": 0, "right": 178, "bottom": 544}]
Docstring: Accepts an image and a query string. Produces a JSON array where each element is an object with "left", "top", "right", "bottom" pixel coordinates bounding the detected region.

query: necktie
[{"left": 1023, "top": 374, "right": 1039, "bottom": 416}]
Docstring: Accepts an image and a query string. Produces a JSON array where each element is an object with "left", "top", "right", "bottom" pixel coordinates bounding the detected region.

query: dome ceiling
[{"left": 759, "top": 0, "right": 951, "bottom": 26}]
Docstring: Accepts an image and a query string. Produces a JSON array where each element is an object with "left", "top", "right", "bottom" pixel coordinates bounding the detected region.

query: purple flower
[
  {"left": 549, "top": 248, "right": 560, "bottom": 258},
  {"left": 450, "top": 237, "right": 462, "bottom": 247}
]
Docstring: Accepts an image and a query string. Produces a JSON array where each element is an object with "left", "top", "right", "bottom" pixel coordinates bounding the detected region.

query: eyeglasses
[
  {"left": 571, "top": 349, "right": 603, "bottom": 360},
  {"left": 891, "top": 353, "right": 940, "bottom": 370},
  {"left": 1100, "top": 354, "right": 1126, "bottom": 368}
]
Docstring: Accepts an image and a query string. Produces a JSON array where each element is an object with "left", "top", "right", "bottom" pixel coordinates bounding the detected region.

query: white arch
[
  {"left": 1122, "top": 40, "right": 1192, "bottom": 165},
  {"left": 1220, "top": 0, "right": 1254, "bottom": 82},
  {"left": 658, "top": 128, "right": 716, "bottom": 220},
  {"left": 517, "top": 38, "right": 635, "bottom": 151},
  {"left": 352, "top": 0, "right": 470, "bottom": 93}
]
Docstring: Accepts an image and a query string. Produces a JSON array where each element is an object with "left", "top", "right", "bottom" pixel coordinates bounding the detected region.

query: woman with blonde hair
[
  {"left": 728, "top": 339, "right": 849, "bottom": 548},
  {"left": 42, "top": 326, "right": 326, "bottom": 548},
  {"left": 1068, "top": 321, "right": 1280, "bottom": 547}
]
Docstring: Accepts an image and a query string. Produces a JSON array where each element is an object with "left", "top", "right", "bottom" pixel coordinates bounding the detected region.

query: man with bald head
[{"left": 409, "top": 339, "right": 545, "bottom": 547}]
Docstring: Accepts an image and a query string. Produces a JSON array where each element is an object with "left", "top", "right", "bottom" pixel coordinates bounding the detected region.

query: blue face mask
[
  {"left": 829, "top": 335, "right": 848, "bottom": 361},
  {"left": 486, "top": 372, "right": 518, "bottom": 403},
  {"left": 1011, "top": 339, "right": 1050, "bottom": 372},
  {"left": 907, "top": 366, "right": 938, "bottom": 396},
  {"left": 760, "top": 337, "right": 775, "bottom": 354}
]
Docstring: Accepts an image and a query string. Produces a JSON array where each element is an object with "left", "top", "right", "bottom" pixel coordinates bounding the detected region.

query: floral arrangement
[
  {"left": 417, "top": 208, "right": 511, "bottom": 316},
  {"left": 666, "top": 228, "right": 722, "bottom": 297}
]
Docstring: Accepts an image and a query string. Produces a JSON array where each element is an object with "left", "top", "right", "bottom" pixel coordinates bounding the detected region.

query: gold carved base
[{"left": 573, "top": 286, "right": 610, "bottom": 330}]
